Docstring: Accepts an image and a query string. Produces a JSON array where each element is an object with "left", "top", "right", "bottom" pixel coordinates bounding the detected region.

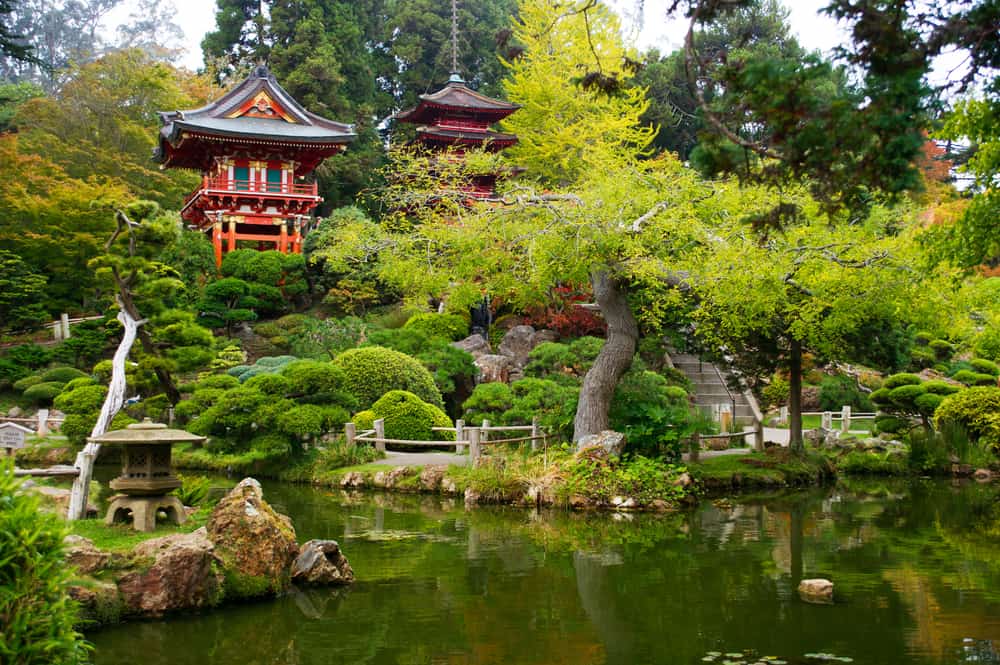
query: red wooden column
[
  {"left": 212, "top": 222, "right": 223, "bottom": 267},
  {"left": 278, "top": 223, "right": 288, "bottom": 253},
  {"left": 227, "top": 220, "right": 237, "bottom": 252}
]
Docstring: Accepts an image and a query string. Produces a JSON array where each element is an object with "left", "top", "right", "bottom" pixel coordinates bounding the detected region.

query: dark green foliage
[
  {"left": 562, "top": 455, "right": 687, "bottom": 506},
  {"left": 313, "top": 438, "right": 381, "bottom": 470},
  {"left": 242, "top": 373, "right": 291, "bottom": 395},
  {"left": 928, "top": 339, "right": 954, "bottom": 358},
  {"left": 196, "top": 374, "right": 240, "bottom": 391},
  {"left": 276, "top": 404, "right": 327, "bottom": 438},
  {"left": 462, "top": 378, "right": 578, "bottom": 442},
  {"left": 913, "top": 392, "right": 944, "bottom": 414},
  {"left": 889, "top": 384, "right": 926, "bottom": 406},
  {"left": 287, "top": 316, "right": 368, "bottom": 359},
  {"left": 0, "top": 249, "right": 48, "bottom": 331},
  {"left": 61, "top": 411, "right": 136, "bottom": 446},
  {"left": 909, "top": 346, "right": 937, "bottom": 368},
  {"left": 760, "top": 375, "right": 790, "bottom": 409},
  {"left": 837, "top": 450, "right": 907, "bottom": 475},
  {"left": 5, "top": 343, "right": 52, "bottom": 369},
  {"left": 52, "top": 320, "right": 111, "bottom": 369},
  {"left": 874, "top": 415, "right": 910, "bottom": 435},
  {"left": 403, "top": 312, "right": 468, "bottom": 341},
  {"left": 818, "top": 374, "right": 875, "bottom": 412},
  {"left": 883, "top": 373, "right": 922, "bottom": 389},
  {"left": 609, "top": 367, "right": 693, "bottom": 459},
  {"left": 23, "top": 381, "right": 65, "bottom": 405},
  {"left": 365, "top": 390, "right": 452, "bottom": 441},
  {"left": 935, "top": 387, "right": 1000, "bottom": 449},
  {"left": 228, "top": 356, "right": 298, "bottom": 383},
  {"left": 198, "top": 277, "right": 258, "bottom": 334},
  {"left": 332, "top": 346, "right": 443, "bottom": 410},
  {"left": 524, "top": 337, "right": 603, "bottom": 386},
  {"left": 971, "top": 358, "right": 1000, "bottom": 377},
  {"left": 154, "top": 310, "right": 217, "bottom": 373},
  {"left": 280, "top": 361, "right": 356, "bottom": 409},
  {"left": 12, "top": 375, "right": 42, "bottom": 392},
  {"left": 0, "top": 358, "right": 28, "bottom": 388},
  {"left": 173, "top": 474, "right": 211, "bottom": 507},
  {"left": 0, "top": 461, "right": 89, "bottom": 664},
  {"left": 922, "top": 380, "right": 962, "bottom": 396}
]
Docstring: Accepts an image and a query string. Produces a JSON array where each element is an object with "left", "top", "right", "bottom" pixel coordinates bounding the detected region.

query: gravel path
[{"left": 371, "top": 450, "right": 469, "bottom": 467}]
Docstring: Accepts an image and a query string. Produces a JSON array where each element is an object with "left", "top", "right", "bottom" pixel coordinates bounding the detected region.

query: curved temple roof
[
  {"left": 155, "top": 65, "right": 356, "bottom": 170},
  {"left": 395, "top": 75, "right": 521, "bottom": 125}
]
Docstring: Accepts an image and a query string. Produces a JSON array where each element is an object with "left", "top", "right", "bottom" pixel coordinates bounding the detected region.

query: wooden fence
[
  {"left": 777, "top": 406, "right": 877, "bottom": 431},
  {"left": 345, "top": 417, "right": 548, "bottom": 463},
  {"left": 0, "top": 411, "right": 65, "bottom": 436}
]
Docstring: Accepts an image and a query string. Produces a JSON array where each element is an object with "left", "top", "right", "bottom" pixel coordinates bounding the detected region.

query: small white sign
[{"left": 0, "top": 422, "right": 31, "bottom": 450}]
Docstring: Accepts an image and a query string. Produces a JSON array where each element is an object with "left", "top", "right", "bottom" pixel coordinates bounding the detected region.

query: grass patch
[
  {"left": 69, "top": 507, "right": 211, "bottom": 553},
  {"left": 834, "top": 450, "right": 908, "bottom": 475},
  {"left": 690, "top": 450, "right": 832, "bottom": 491},
  {"left": 773, "top": 413, "right": 875, "bottom": 433}
]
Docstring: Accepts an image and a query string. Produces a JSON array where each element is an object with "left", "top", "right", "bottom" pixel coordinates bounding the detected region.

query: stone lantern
[{"left": 88, "top": 419, "right": 205, "bottom": 532}]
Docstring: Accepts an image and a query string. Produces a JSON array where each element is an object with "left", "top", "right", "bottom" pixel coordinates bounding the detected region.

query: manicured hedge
[{"left": 332, "top": 346, "right": 443, "bottom": 410}]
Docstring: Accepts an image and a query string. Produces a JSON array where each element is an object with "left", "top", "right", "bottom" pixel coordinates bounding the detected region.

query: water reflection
[{"left": 91, "top": 479, "right": 1000, "bottom": 665}]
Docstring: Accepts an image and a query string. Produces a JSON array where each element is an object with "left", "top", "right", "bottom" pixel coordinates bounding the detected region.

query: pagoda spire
[{"left": 450, "top": 0, "right": 461, "bottom": 81}]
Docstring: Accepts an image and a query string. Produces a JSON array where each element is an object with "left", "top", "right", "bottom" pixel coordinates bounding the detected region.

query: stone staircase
[{"left": 670, "top": 353, "right": 759, "bottom": 428}]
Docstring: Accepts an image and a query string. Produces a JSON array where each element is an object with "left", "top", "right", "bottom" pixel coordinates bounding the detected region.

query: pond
[{"left": 89, "top": 478, "right": 1000, "bottom": 665}]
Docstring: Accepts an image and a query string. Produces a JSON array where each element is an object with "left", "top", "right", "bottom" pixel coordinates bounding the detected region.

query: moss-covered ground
[{"left": 68, "top": 507, "right": 211, "bottom": 553}]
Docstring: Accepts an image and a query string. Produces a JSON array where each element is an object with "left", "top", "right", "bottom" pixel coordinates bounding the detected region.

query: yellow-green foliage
[
  {"left": 365, "top": 390, "right": 452, "bottom": 441},
  {"left": 935, "top": 387, "right": 1000, "bottom": 449},
  {"left": 403, "top": 312, "right": 468, "bottom": 341},
  {"left": 501, "top": 0, "right": 655, "bottom": 185}
]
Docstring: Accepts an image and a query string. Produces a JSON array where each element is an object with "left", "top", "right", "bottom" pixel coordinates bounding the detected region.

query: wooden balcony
[
  {"left": 182, "top": 176, "right": 321, "bottom": 224},
  {"left": 199, "top": 176, "right": 318, "bottom": 196}
]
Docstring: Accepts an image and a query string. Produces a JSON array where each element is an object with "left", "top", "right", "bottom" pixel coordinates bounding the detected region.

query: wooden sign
[{"left": 0, "top": 422, "right": 31, "bottom": 454}]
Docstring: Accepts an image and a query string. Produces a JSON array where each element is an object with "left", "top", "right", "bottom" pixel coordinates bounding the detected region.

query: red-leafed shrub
[{"left": 523, "top": 285, "right": 606, "bottom": 338}]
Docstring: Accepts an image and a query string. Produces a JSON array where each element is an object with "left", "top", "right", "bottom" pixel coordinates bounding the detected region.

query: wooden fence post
[
  {"left": 531, "top": 417, "right": 540, "bottom": 452},
  {"left": 841, "top": 406, "right": 851, "bottom": 433},
  {"left": 345, "top": 422, "right": 356, "bottom": 447},
  {"left": 822, "top": 411, "right": 833, "bottom": 430},
  {"left": 754, "top": 421, "right": 764, "bottom": 452},
  {"left": 690, "top": 432, "right": 700, "bottom": 463},
  {"left": 36, "top": 409, "right": 49, "bottom": 437},
  {"left": 455, "top": 419, "right": 465, "bottom": 454},
  {"left": 374, "top": 418, "right": 386, "bottom": 453},
  {"left": 779, "top": 406, "right": 789, "bottom": 424},
  {"left": 468, "top": 427, "right": 481, "bottom": 463},
  {"left": 481, "top": 419, "right": 490, "bottom": 445}
]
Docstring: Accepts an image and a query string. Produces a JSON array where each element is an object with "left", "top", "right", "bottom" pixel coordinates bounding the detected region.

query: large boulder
[
  {"left": 576, "top": 430, "right": 626, "bottom": 457},
  {"left": 63, "top": 535, "right": 111, "bottom": 575},
  {"left": 291, "top": 540, "right": 354, "bottom": 586},
  {"left": 475, "top": 354, "right": 514, "bottom": 384},
  {"left": 498, "top": 325, "right": 537, "bottom": 368},
  {"left": 117, "top": 528, "right": 222, "bottom": 617},
  {"left": 207, "top": 477, "right": 299, "bottom": 598},
  {"left": 452, "top": 334, "right": 491, "bottom": 359}
]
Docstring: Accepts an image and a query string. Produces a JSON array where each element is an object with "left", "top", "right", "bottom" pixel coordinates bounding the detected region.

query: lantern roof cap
[{"left": 87, "top": 419, "right": 205, "bottom": 445}]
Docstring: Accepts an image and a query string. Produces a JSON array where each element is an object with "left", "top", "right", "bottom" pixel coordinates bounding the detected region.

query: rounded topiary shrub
[
  {"left": 280, "top": 361, "right": 355, "bottom": 409},
  {"left": 62, "top": 377, "right": 96, "bottom": 392},
  {"left": 23, "top": 381, "right": 65, "bottom": 406},
  {"left": 935, "top": 386, "right": 1000, "bottom": 449},
  {"left": 922, "top": 380, "right": 963, "bottom": 396},
  {"left": 40, "top": 367, "right": 88, "bottom": 384},
  {"left": 952, "top": 369, "right": 996, "bottom": 387},
  {"left": 353, "top": 409, "right": 376, "bottom": 432},
  {"left": 242, "top": 373, "right": 291, "bottom": 395},
  {"left": 883, "top": 373, "right": 922, "bottom": 390},
  {"left": 403, "top": 312, "right": 469, "bottom": 342},
  {"left": 875, "top": 414, "right": 910, "bottom": 435},
  {"left": 971, "top": 358, "right": 1000, "bottom": 377},
  {"left": 53, "top": 384, "right": 107, "bottom": 414},
  {"left": 332, "top": 346, "right": 443, "bottom": 409},
  {"left": 12, "top": 375, "right": 43, "bottom": 392},
  {"left": 256, "top": 355, "right": 298, "bottom": 368},
  {"left": 368, "top": 390, "right": 452, "bottom": 441},
  {"left": 196, "top": 374, "right": 240, "bottom": 391}
]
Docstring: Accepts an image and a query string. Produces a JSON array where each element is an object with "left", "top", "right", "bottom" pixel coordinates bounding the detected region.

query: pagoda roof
[
  {"left": 396, "top": 76, "right": 520, "bottom": 125},
  {"left": 416, "top": 126, "right": 519, "bottom": 148},
  {"left": 155, "top": 65, "right": 355, "bottom": 170}
]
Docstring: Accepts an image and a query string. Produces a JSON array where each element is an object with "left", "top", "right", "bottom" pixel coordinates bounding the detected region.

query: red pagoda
[
  {"left": 395, "top": 73, "right": 520, "bottom": 200},
  {"left": 154, "top": 65, "right": 355, "bottom": 266}
]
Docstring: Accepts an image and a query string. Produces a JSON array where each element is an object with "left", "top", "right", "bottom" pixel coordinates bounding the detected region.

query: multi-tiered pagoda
[
  {"left": 154, "top": 66, "right": 355, "bottom": 266},
  {"left": 395, "top": 73, "right": 520, "bottom": 200}
]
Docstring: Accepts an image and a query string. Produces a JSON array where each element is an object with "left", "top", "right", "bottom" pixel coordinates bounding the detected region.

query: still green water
[{"left": 90, "top": 479, "right": 1000, "bottom": 665}]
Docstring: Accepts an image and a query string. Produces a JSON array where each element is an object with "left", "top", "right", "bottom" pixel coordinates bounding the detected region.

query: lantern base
[{"left": 105, "top": 494, "right": 187, "bottom": 533}]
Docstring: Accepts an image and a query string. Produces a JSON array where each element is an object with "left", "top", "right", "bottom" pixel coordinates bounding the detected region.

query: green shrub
[
  {"left": 256, "top": 355, "right": 298, "bottom": 368},
  {"left": 837, "top": 450, "right": 906, "bottom": 475},
  {"left": 883, "top": 373, "right": 921, "bottom": 389},
  {"left": 367, "top": 390, "right": 452, "bottom": 441},
  {"left": 365, "top": 327, "right": 476, "bottom": 406},
  {"left": 0, "top": 358, "right": 29, "bottom": 388},
  {"left": 875, "top": 415, "right": 910, "bottom": 435},
  {"left": 250, "top": 433, "right": 292, "bottom": 457},
  {"left": 280, "top": 361, "right": 356, "bottom": 408},
  {"left": 196, "top": 374, "right": 240, "bottom": 391},
  {"left": 62, "top": 377, "right": 96, "bottom": 392},
  {"left": 818, "top": 374, "right": 874, "bottom": 412},
  {"left": 935, "top": 387, "right": 1000, "bottom": 449},
  {"left": 974, "top": 325, "right": 1000, "bottom": 362},
  {"left": 524, "top": 337, "right": 603, "bottom": 385},
  {"left": 227, "top": 364, "right": 251, "bottom": 378},
  {"left": 242, "top": 373, "right": 291, "bottom": 395},
  {"left": 332, "top": 346, "right": 443, "bottom": 409},
  {"left": 561, "top": 455, "right": 687, "bottom": 506},
  {"left": 909, "top": 347, "right": 937, "bottom": 368},
  {"left": 914, "top": 331, "right": 934, "bottom": 345},
  {"left": 12, "top": 374, "right": 43, "bottom": 392},
  {"left": 173, "top": 474, "right": 211, "bottom": 507},
  {"left": 353, "top": 410, "right": 375, "bottom": 431},
  {"left": 5, "top": 344, "right": 52, "bottom": 369},
  {"left": 276, "top": 404, "right": 327, "bottom": 439},
  {"left": 54, "top": 385, "right": 107, "bottom": 414},
  {"left": 971, "top": 358, "right": 1000, "bottom": 377},
  {"left": 889, "top": 383, "right": 926, "bottom": 406},
  {"left": 952, "top": 369, "right": 996, "bottom": 386},
  {"left": 39, "top": 367, "right": 87, "bottom": 384},
  {"left": 23, "top": 381, "right": 65, "bottom": 405},
  {"left": 0, "top": 461, "right": 89, "bottom": 664},
  {"left": 174, "top": 388, "right": 225, "bottom": 423},
  {"left": 869, "top": 388, "right": 892, "bottom": 406},
  {"left": 462, "top": 378, "right": 578, "bottom": 441},
  {"left": 92, "top": 360, "right": 113, "bottom": 383},
  {"left": 253, "top": 322, "right": 283, "bottom": 339},
  {"left": 61, "top": 411, "right": 136, "bottom": 446},
  {"left": 403, "top": 312, "right": 468, "bottom": 341},
  {"left": 922, "top": 380, "right": 962, "bottom": 396},
  {"left": 907, "top": 428, "right": 952, "bottom": 473},
  {"left": 913, "top": 392, "right": 944, "bottom": 415},
  {"left": 928, "top": 339, "right": 954, "bottom": 358},
  {"left": 761, "top": 375, "right": 790, "bottom": 409},
  {"left": 609, "top": 368, "right": 691, "bottom": 458}
]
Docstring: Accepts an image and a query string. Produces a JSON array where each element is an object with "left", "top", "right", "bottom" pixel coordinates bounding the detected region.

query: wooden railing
[
  {"left": 200, "top": 177, "right": 318, "bottom": 196},
  {"left": 345, "top": 417, "right": 548, "bottom": 463}
]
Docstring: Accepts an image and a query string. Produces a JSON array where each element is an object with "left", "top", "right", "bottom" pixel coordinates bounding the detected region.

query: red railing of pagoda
[{"left": 199, "top": 177, "right": 318, "bottom": 196}]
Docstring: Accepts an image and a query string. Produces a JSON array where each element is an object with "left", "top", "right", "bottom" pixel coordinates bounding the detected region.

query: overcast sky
[{"left": 104, "top": 0, "right": 851, "bottom": 72}]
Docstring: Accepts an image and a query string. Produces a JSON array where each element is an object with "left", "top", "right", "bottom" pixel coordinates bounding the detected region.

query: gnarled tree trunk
[
  {"left": 67, "top": 302, "right": 141, "bottom": 520},
  {"left": 573, "top": 271, "right": 638, "bottom": 446}
]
